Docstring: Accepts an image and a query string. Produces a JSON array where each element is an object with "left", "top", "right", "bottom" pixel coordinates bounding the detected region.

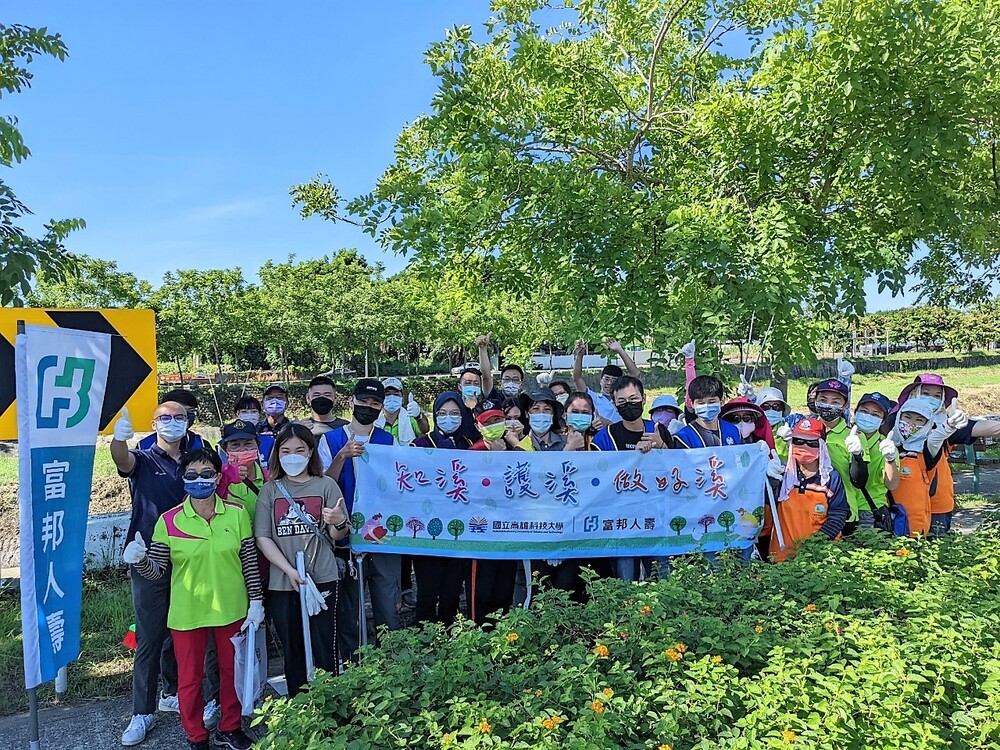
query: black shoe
[
  {"left": 214, "top": 729, "right": 253, "bottom": 750},
  {"left": 189, "top": 741, "right": 210, "bottom": 750}
]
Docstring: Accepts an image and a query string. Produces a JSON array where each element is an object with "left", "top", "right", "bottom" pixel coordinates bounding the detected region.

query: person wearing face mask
[
  {"left": 672, "top": 376, "right": 741, "bottom": 449},
  {"left": 720, "top": 399, "right": 776, "bottom": 450},
  {"left": 123, "top": 447, "right": 262, "bottom": 750},
  {"left": 572, "top": 338, "right": 642, "bottom": 427},
  {"left": 649, "top": 393, "right": 681, "bottom": 431},
  {"left": 755, "top": 387, "right": 795, "bottom": 462},
  {"left": 254, "top": 425, "right": 349, "bottom": 697},
  {"left": 233, "top": 396, "right": 262, "bottom": 426},
  {"left": 563, "top": 392, "right": 598, "bottom": 452},
  {"left": 549, "top": 379, "right": 573, "bottom": 408},
  {"left": 137, "top": 390, "right": 205, "bottom": 451},
  {"left": 841, "top": 393, "right": 900, "bottom": 533},
  {"left": 217, "top": 420, "right": 267, "bottom": 520},
  {"left": 765, "top": 418, "right": 850, "bottom": 561},
  {"left": 374, "top": 377, "right": 428, "bottom": 444},
  {"left": 886, "top": 374, "right": 1000, "bottom": 536},
  {"left": 322, "top": 379, "right": 399, "bottom": 661},
  {"left": 501, "top": 399, "right": 526, "bottom": 443},
  {"left": 412, "top": 392, "right": 474, "bottom": 623},
  {"left": 257, "top": 383, "right": 291, "bottom": 438},
  {"left": 887, "top": 397, "right": 968, "bottom": 537},
  {"left": 112, "top": 402, "right": 220, "bottom": 747},
  {"left": 298, "top": 376, "right": 348, "bottom": 438},
  {"left": 517, "top": 389, "right": 567, "bottom": 451}
]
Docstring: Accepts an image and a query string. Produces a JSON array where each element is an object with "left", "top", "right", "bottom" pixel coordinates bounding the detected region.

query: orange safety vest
[
  {"left": 892, "top": 452, "right": 931, "bottom": 536},
  {"left": 770, "top": 479, "right": 834, "bottom": 563},
  {"left": 928, "top": 445, "right": 955, "bottom": 515}
]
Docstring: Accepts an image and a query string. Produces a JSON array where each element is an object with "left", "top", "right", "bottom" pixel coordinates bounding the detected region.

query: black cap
[
  {"left": 518, "top": 388, "right": 563, "bottom": 418},
  {"left": 263, "top": 382, "right": 288, "bottom": 396},
  {"left": 353, "top": 378, "right": 385, "bottom": 403},
  {"left": 601, "top": 364, "right": 624, "bottom": 378},
  {"left": 220, "top": 419, "right": 259, "bottom": 445}
]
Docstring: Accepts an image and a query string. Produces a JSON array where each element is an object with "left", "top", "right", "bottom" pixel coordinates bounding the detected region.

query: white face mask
[
  {"left": 555, "top": 393, "right": 569, "bottom": 406},
  {"left": 237, "top": 411, "right": 260, "bottom": 424},
  {"left": 737, "top": 421, "right": 756, "bottom": 439},
  {"left": 156, "top": 419, "right": 187, "bottom": 443},
  {"left": 279, "top": 453, "right": 309, "bottom": 477}
]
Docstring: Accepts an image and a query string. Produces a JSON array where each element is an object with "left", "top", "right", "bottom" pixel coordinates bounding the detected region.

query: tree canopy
[{"left": 292, "top": 0, "right": 1000, "bottom": 371}]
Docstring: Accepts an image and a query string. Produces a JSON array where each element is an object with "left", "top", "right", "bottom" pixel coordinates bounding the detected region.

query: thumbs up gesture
[
  {"left": 122, "top": 532, "right": 147, "bottom": 564},
  {"left": 113, "top": 407, "right": 134, "bottom": 442},
  {"left": 766, "top": 451, "right": 786, "bottom": 479},
  {"left": 844, "top": 424, "right": 863, "bottom": 456},
  {"left": 736, "top": 374, "right": 755, "bottom": 399},
  {"left": 945, "top": 398, "right": 968, "bottom": 431},
  {"left": 322, "top": 497, "right": 348, "bottom": 528},
  {"left": 879, "top": 436, "right": 898, "bottom": 462},
  {"left": 405, "top": 393, "right": 422, "bottom": 418}
]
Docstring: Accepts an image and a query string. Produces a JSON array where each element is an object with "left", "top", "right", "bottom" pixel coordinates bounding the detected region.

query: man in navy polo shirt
[
  {"left": 136, "top": 389, "right": 204, "bottom": 451},
  {"left": 324, "top": 378, "right": 398, "bottom": 661},
  {"left": 257, "top": 383, "right": 291, "bottom": 437},
  {"left": 111, "top": 401, "right": 219, "bottom": 746}
]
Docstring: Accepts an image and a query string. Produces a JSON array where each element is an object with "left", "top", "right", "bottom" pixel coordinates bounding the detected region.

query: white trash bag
[{"left": 231, "top": 624, "right": 268, "bottom": 715}]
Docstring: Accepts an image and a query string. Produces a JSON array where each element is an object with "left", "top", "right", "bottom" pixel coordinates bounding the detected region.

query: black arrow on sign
[
  {"left": 0, "top": 334, "right": 14, "bottom": 419},
  {"left": 46, "top": 311, "right": 153, "bottom": 430}
]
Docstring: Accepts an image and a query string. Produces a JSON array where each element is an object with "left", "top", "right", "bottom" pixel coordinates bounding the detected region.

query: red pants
[{"left": 171, "top": 621, "right": 242, "bottom": 742}]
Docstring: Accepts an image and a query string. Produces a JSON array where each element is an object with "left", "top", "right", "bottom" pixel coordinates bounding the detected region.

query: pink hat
[{"left": 894, "top": 373, "right": 958, "bottom": 411}]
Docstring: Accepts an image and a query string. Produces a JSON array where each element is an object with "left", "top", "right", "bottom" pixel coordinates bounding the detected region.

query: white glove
[
  {"left": 837, "top": 357, "right": 855, "bottom": 379},
  {"left": 405, "top": 394, "right": 422, "bottom": 418},
  {"left": 776, "top": 424, "right": 793, "bottom": 443},
  {"left": 301, "top": 574, "right": 329, "bottom": 617},
  {"left": 945, "top": 398, "right": 968, "bottom": 431},
  {"left": 122, "top": 532, "right": 147, "bottom": 564},
  {"left": 113, "top": 407, "right": 135, "bottom": 442},
  {"left": 680, "top": 339, "right": 696, "bottom": 359},
  {"left": 241, "top": 600, "right": 264, "bottom": 632},
  {"left": 766, "top": 456, "right": 786, "bottom": 479},
  {"left": 844, "top": 425, "right": 863, "bottom": 456},
  {"left": 736, "top": 374, "right": 755, "bottom": 400},
  {"left": 667, "top": 418, "right": 685, "bottom": 436},
  {"left": 879, "top": 437, "right": 898, "bottom": 463},
  {"left": 543, "top": 559, "right": 562, "bottom": 567}
]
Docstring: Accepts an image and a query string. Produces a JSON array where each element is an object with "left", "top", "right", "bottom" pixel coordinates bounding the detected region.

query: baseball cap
[
  {"left": 792, "top": 418, "right": 826, "bottom": 440},
  {"left": 263, "top": 383, "right": 288, "bottom": 397},
  {"left": 475, "top": 408, "right": 505, "bottom": 425},
  {"left": 857, "top": 392, "right": 891, "bottom": 414},
  {"left": 813, "top": 378, "right": 850, "bottom": 399},
  {"left": 353, "top": 378, "right": 385, "bottom": 403},
  {"left": 382, "top": 377, "right": 403, "bottom": 392},
  {"left": 650, "top": 394, "right": 680, "bottom": 414},
  {"left": 220, "top": 420, "right": 258, "bottom": 445}
]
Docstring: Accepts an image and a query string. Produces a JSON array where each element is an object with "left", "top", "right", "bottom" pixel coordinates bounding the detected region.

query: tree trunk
[
  {"left": 176, "top": 356, "right": 185, "bottom": 386},
  {"left": 212, "top": 344, "right": 226, "bottom": 384}
]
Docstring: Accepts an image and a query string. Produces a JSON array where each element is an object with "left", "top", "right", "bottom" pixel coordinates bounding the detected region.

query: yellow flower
[
  {"left": 782, "top": 729, "right": 796, "bottom": 742},
  {"left": 532, "top": 570, "right": 540, "bottom": 577},
  {"left": 824, "top": 621, "right": 834, "bottom": 631},
  {"left": 442, "top": 733, "right": 453, "bottom": 745},
  {"left": 675, "top": 642, "right": 687, "bottom": 653},
  {"left": 754, "top": 625, "right": 764, "bottom": 634},
  {"left": 541, "top": 718, "right": 555, "bottom": 731},
  {"left": 551, "top": 715, "right": 564, "bottom": 724},
  {"left": 659, "top": 745, "right": 673, "bottom": 750},
  {"left": 506, "top": 632, "right": 519, "bottom": 643},
  {"left": 535, "top": 689, "right": 543, "bottom": 697},
  {"left": 805, "top": 603, "right": 817, "bottom": 612},
  {"left": 602, "top": 688, "right": 614, "bottom": 698},
  {"left": 896, "top": 548, "right": 911, "bottom": 557},
  {"left": 478, "top": 719, "right": 491, "bottom": 734},
  {"left": 591, "top": 700, "right": 605, "bottom": 713},
  {"left": 711, "top": 655, "right": 723, "bottom": 664},
  {"left": 665, "top": 648, "right": 681, "bottom": 662},
  {"left": 640, "top": 605, "right": 653, "bottom": 615},
  {"left": 594, "top": 643, "right": 610, "bottom": 658}
]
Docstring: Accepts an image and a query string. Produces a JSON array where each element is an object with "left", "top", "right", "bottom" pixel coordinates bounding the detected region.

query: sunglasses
[
  {"left": 182, "top": 470, "right": 218, "bottom": 481},
  {"left": 724, "top": 413, "right": 757, "bottom": 424},
  {"left": 791, "top": 438, "right": 820, "bottom": 448}
]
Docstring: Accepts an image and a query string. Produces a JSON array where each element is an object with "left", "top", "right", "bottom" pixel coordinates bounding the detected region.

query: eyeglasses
[
  {"left": 154, "top": 415, "right": 188, "bottom": 426},
  {"left": 614, "top": 399, "right": 642, "bottom": 407},
  {"left": 791, "top": 438, "right": 819, "bottom": 448},
  {"left": 724, "top": 413, "right": 757, "bottom": 424},
  {"left": 501, "top": 377, "right": 523, "bottom": 384},
  {"left": 182, "top": 470, "right": 218, "bottom": 481}
]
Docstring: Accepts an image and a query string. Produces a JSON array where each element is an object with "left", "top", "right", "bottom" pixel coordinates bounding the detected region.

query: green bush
[{"left": 254, "top": 530, "right": 1000, "bottom": 749}]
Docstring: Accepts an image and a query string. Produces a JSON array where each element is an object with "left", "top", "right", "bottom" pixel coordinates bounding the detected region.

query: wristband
[{"left": 334, "top": 519, "right": 348, "bottom": 531}]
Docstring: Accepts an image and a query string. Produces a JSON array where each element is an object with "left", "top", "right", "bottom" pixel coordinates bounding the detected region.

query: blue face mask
[
  {"left": 529, "top": 413, "right": 554, "bottom": 434},
  {"left": 763, "top": 409, "right": 784, "bottom": 426},
  {"left": 383, "top": 395, "right": 403, "bottom": 414},
  {"left": 911, "top": 395, "right": 943, "bottom": 414},
  {"left": 853, "top": 411, "right": 883, "bottom": 434},
  {"left": 436, "top": 414, "right": 462, "bottom": 434},
  {"left": 461, "top": 385, "right": 482, "bottom": 400},
  {"left": 567, "top": 413, "right": 593, "bottom": 432},
  {"left": 184, "top": 479, "right": 216, "bottom": 500},
  {"left": 694, "top": 403, "right": 721, "bottom": 423}
]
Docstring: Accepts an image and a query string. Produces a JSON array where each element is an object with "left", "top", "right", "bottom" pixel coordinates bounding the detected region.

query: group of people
[{"left": 111, "top": 339, "right": 998, "bottom": 749}]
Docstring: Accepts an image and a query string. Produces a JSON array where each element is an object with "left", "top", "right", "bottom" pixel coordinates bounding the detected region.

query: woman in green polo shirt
[{"left": 123, "top": 447, "right": 262, "bottom": 750}]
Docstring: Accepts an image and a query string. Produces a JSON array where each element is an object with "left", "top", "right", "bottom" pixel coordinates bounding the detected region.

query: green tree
[
  {"left": 29, "top": 255, "right": 151, "bottom": 308},
  {"left": 447, "top": 518, "right": 465, "bottom": 541},
  {"left": 669, "top": 516, "right": 687, "bottom": 536},
  {"left": 386, "top": 514, "right": 404, "bottom": 537},
  {"left": 294, "top": 0, "right": 1000, "bottom": 369},
  {"left": 717, "top": 511, "right": 736, "bottom": 535},
  {"left": 1, "top": 24, "right": 85, "bottom": 305},
  {"left": 427, "top": 517, "right": 444, "bottom": 540}
]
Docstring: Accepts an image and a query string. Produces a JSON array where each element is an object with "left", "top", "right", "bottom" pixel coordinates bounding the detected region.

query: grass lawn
[
  {"left": 0, "top": 450, "right": 121, "bottom": 484},
  {"left": 0, "top": 568, "right": 134, "bottom": 717}
]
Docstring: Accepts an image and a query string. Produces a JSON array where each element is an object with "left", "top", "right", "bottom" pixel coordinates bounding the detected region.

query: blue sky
[{"left": 8, "top": 1, "right": 914, "bottom": 311}]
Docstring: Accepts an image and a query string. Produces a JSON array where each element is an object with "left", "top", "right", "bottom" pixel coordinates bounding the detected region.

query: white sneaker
[
  {"left": 157, "top": 693, "right": 180, "bottom": 713},
  {"left": 121, "top": 714, "right": 156, "bottom": 746},
  {"left": 203, "top": 699, "right": 221, "bottom": 730}
]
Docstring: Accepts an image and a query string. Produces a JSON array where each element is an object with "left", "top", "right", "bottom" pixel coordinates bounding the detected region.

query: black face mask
[
  {"left": 617, "top": 402, "right": 644, "bottom": 422},
  {"left": 353, "top": 404, "right": 381, "bottom": 426},
  {"left": 310, "top": 396, "right": 334, "bottom": 416},
  {"left": 816, "top": 403, "right": 843, "bottom": 422}
]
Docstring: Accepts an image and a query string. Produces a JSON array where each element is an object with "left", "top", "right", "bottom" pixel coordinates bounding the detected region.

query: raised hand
[
  {"left": 322, "top": 497, "right": 348, "bottom": 528},
  {"left": 945, "top": 398, "right": 968, "bottom": 431},
  {"left": 736, "top": 374, "right": 755, "bottom": 399},
  {"left": 878, "top": 436, "right": 898, "bottom": 462},
  {"left": 844, "top": 425, "right": 863, "bottom": 456},
  {"left": 475, "top": 333, "right": 491, "bottom": 349},
  {"left": 679, "top": 339, "right": 695, "bottom": 359},
  {"left": 114, "top": 407, "right": 134, "bottom": 442},
  {"left": 405, "top": 394, "right": 422, "bottom": 418},
  {"left": 122, "top": 532, "right": 147, "bottom": 564},
  {"left": 776, "top": 424, "right": 793, "bottom": 443}
]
